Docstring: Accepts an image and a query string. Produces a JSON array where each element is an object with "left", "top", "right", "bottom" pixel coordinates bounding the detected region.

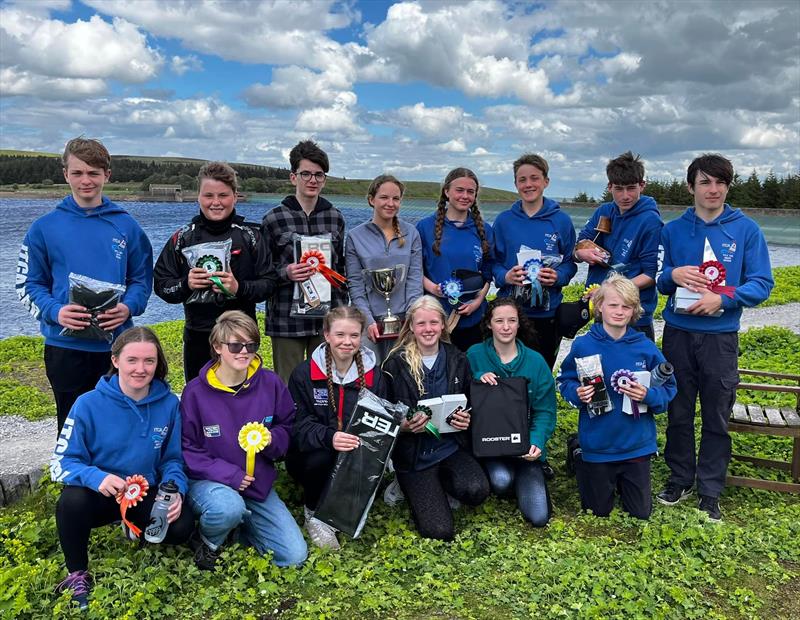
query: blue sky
[{"left": 1, "top": 0, "right": 798, "bottom": 199}]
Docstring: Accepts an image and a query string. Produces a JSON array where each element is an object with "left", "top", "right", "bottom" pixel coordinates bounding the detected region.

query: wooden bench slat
[
  {"left": 731, "top": 402, "right": 750, "bottom": 422},
  {"left": 782, "top": 407, "right": 800, "bottom": 428},
  {"left": 746, "top": 404, "right": 768, "bottom": 425},
  {"left": 738, "top": 369, "right": 800, "bottom": 381},
  {"left": 764, "top": 408, "right": 786, "bottom": 426},
  {"left": 737, "top": 382, "right": 800, "bottom": 395}
]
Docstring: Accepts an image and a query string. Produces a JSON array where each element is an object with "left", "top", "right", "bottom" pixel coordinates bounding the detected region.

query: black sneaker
[
  {"left": 698, "top": 495, "right": 722, "bottom": 522},
  {"left": 189, "top": 530, "right": 221, "bottom": 571},
  {"left": 656, "top": 483, "right": 693, "bottom": 506}
]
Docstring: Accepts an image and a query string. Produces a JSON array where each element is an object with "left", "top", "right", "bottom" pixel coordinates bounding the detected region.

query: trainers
[
  {"left": 56, "top": 570, "right": 91, "bottom": 610},
  {"left": 656, "top": 483, "right": 693, "bottom": 506},
  {"left": 304, "top": 507, "right": 340, "bottom": 550},
  {"left": 383, "top": 479, "right": 405, "bottom": 506},
  {"left": 698, "top": 495, "right": 722, "bottom": 522},
  {"left": 188, "top": 530, "right": 221, "bottom": 571}
]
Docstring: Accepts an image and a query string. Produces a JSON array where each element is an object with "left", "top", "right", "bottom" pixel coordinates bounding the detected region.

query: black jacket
[
  {"left": 154, "top": 213, "right": 276, "bottom": 331},
  {"left": 382, "top": 342, "right": 472, "bottom": 472},
  {"left": 288, "top": 355, "right": 386, "bottom": 453}
]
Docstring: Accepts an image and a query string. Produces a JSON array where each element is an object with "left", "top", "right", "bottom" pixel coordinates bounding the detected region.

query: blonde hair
[
  {"left": 323, "top": 306, "right": 367, "bottom": 428},
  {"left": 209, "top": 310, "right": 260, "bottom": 360},
  {"left": 386, "top": 295, "right": 451, "bottom": 395},
  {"left": 593, "top": 274, "right": 643, "bottom": 324}
]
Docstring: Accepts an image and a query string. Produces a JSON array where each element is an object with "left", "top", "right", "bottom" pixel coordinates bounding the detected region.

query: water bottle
[
  {"left": 144, "top": 480, "right": 179, "bottom": 544},
  {"left": 650, "top": 362, "right": 674, "bottom": 388}
]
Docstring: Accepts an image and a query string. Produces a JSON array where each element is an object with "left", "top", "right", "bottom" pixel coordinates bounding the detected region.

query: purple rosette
[{"left": 610, "top": 368, "right": 640, "bottom": 419}]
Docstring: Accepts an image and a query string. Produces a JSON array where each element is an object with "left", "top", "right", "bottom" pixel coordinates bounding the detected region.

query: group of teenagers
[{"left": 17, "top": 137, "right": 773, "bottom": 610}]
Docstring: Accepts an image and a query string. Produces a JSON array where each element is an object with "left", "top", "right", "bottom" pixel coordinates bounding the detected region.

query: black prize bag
[{"left": 470, "top": 376, "right": 531, "bottom": 458}]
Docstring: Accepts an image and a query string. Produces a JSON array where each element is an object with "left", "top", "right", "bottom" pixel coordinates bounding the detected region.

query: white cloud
[
  {"left": 244, "top": 66, "right": 356, "bottom": 109},
  {"left": 740, "top": 124, "right": 797, "bottom": 148},
  {"left": 395, "top": 103, "right": 487, "bottom": 139},
  {"left": 438, "top": 138, "right": 467, "bottom": 152},
  {"left": 0, "top": 67, "right": 107, "bottom": 99},
  {"left": 170, "top": 55, "right": 202, "bottom": 75}
]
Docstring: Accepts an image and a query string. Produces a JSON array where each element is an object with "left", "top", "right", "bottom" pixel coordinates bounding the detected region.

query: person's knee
[
  {"left": 198, "top": 488, "right": 247, "bottom": 530},
  {"left": 521, "top": 501, "right": 551, "bottom": 527},
  {"left": 273, "top": 535, "right": 308, "bottom": 567},
  {"left": 487, "top": 468, "right": 513, "bottom": 497}
]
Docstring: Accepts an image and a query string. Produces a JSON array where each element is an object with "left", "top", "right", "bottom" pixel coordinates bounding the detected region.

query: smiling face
[
  {"left": 609, "top": 181, "right": 645, "bottom": 212},
  {"left": 597, "top": 289, "right": 634, "bottom": 330},
  {"left": 198, "top": 178, "right": 236, "bottom": 221},
  {"left": 514, "top": 163, "right": 549, "bottom": 209},
  {"left": 410, "top": 308, "right": 444, "bottom": 354},
  {"left": 213, "top": 330, "right": 257, "bottom": 374},
  {"left": 291, "top": 158, "right": 327, "bottom": 202},
  {"left": 324, "top": 318, "right": 362, "bottom": 367},
  {"left": 444, "top": 176, "right": 477, "bottom": 215},
  {"left": 63, "top": 155, "right": 111, "bottom": 209},
  {"left": 112, "top": 341, "right": 158, "bottom": 399},
  {"left": 488, "top": 304, "right": 520, "bottom": 347},
  {"left": 369, "top": 181, "right": 403, "bottom": 225},
  {"left": 688, "top": 171, "right": 729, "bottom": 217}
]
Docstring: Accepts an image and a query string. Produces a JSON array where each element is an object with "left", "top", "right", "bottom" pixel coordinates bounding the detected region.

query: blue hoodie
[
  {"left": 656, "top": 205, "right": 773, "bottom": 333},
  {"left": 16, "top": 195, "right": 153, "bottom": 352},
  {"left": 557, "top": 323, "right": 677, "bottom": 463},
  {"left": 492, "top": 198, "right": 577, "bottom": 318},
  {"left": 49, "top": 374, "right": 187, "bottom": 495},
  {"left": 577, "top": 196, "right": 662, "bottom": 326},
  {"left": 416, "top": 212, "right": 495, "bottom": 329}
]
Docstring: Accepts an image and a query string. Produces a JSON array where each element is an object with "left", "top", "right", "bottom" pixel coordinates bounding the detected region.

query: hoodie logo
[
  {"left": 262, "top": 415, "right": 273, "bottom": 427},
  {"left": 721, "top": 241, "right": 737, "bottom": 263},
  {"left": 313, "top": 388, "right": 328, "bottom": 406},
  {"left": 472, "top": 244, "right": 483, "bottom": 267},
  {"left": 543, "top": 232, "right": 558, "bottom": 252},
  {"left": 203, "top": 425, "right": 221, "bottom": 438},
  {"left": 152, "top": 425, "right": 168, "bottom": 449},
  {"left": 635, "top": 360, "right": 647, "bottom": 370},
  {"left": 620, "top": 238, "right": 634, "bottom": 259},
  {"left": 112, "top": 237, "right": 127, "bottom": 260}
]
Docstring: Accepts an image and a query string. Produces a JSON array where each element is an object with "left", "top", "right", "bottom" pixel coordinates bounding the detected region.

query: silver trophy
[{"left": 366, "top": 265, "right": 406, "bottom": 337}]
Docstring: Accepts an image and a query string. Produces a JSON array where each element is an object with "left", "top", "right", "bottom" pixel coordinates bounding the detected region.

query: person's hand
[
  {"left": 521, "top": 445, "right": 542, "bottom": 461},
  {"left": 287, "top": 262, "right": 314, "bottom": 282},
  {"left": 457, "top": 298, "right": 481, "bottom": 316},
  {"left": 57, "top": 304, "right": 91, "bottom": 329},
  {"left": 238, "top": 474, "right": 255, "bottom": 492},
  {"left": 537, "top": 267, "right": 558, "bottom": 287},
  {"left": 448, "top": 406, "right": 471, "bottom": 430},
  {"left": 575, "top": 247, "right": 607, "bottom": 265},
  {"left": 188, "top": 267, "right": 212, "bottom": 290},
  {"left": 479, "top": 372, "right": 498, "bottom": 385},
  {"left": 671, "top": 265, "right": 709, "bottom": 291},
  {"left": 576, "top": 384, "right": 595, "bottom": 403},
  {"left": 97, "top": 303, "right": 130, "bottom": 330},
  {"left": 618, "top": 380, "right": 647, "bottom": 403},
  {"left": 98, "top": 474, "right": 127, "bottom": 497},
  {"left": 505, "top": 265, "right": 526, "bottom": 286},
  {"left": 210, "top": 271, "right": 239, "bottom": 295},
  {"left": 166, "top": 493, "right": 183, "bottom": 523},
  {"left": 401, "top": 412, "right": 429, "bottom": 433},
  {"left": 367, "top": 323, "right": 381, "bottom": 343},
  {"left": 332, "top": 431, "right": 360, "bottom": 451},
  {"left": 688, "top": 291, "right": 723, "bottom": 316}
]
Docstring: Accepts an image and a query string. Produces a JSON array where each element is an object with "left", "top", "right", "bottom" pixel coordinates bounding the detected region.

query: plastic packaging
[
  {"left": 575, "top": 354, "right": 612, "bottom": 417},
  {"left": 59, "top": 273, "right": 125, "bottom": 343},
  {"left": 291, "top": 233, "right": 336, "bottom": 318},
  {"left": 181, "top": 239, "right": 232, "bottom": 304},
  {"left": 144, "top": 480, "right": 180, "bottom": 544}
]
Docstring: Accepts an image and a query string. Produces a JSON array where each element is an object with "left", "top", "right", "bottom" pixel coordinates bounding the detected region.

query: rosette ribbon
[
  {"left": 300, "top": 250, "right": 346, "bottom": 288},
  {"left": 238, "top": 422, "right": 272, "bottom": 477},
  {"left": 406, "top": 404, "right": 441, "bottom": 439},
  {"left": 523, "top": 257, "right": 545, "bottom": 308},
  {"left": 440, "top": 278, "right": 463, "bottom": 306},
  {"left": 115, "top": 474, "right": 149, "bottom": 538},
  {"left": 583, "top": 284, "right": 601, "bottom": 316},
  {"left": 195, "top": 256, "right": 235, "bottom": 298},
  {"left": 610, "top": 369, "right": 640, "bottom": 419},
  {"left": 699, "top": 261, "right": 735, "bottom": 298}
]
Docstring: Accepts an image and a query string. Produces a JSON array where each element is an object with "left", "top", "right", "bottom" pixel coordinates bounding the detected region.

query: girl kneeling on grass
[
  {"left": 286, "top": 305, "right": 385, "bottom": 550},
  {"left": 51, "top": 327, "right": 193, "bottom": 611},
  {"left": 557, "top": 275, "right": 677, "bottom": 519},
  {"left": 382, "top": 295, "right": 490, "bottom": 541},
  {"left": 466, "top": 298, "right": 557, "bottom": 526},
  {"left": 181, "top": 310, "right": 306, "bottom": 570}
]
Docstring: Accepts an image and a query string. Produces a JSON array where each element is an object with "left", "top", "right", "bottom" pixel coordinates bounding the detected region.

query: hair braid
[
  {"left": 392, "top": 215, "right": 405, "bottom": 248},
  {"left": 354, "top": 349, "right": 366, "bottom": 389},
  {"left": 324, "top": 344, "right": 340, "bottom": 429},
  {"left": 470, "top": 203, "right": 490, "bottom": 257},
  {"left": 431, "top": 194, "right": 447, "bottom": 256}
]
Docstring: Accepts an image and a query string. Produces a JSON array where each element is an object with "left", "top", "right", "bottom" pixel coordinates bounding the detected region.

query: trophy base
[{"left": 377, "top": 318, "right": 401, "bottom": 338}]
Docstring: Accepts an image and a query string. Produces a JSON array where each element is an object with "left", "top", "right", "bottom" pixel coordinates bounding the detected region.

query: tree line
[{"left": 573, "top": 172, "right": 800, "bottom": 210}]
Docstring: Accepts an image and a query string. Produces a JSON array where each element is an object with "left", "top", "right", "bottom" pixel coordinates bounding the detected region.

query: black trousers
[
  {"left": 662, "top": 325, "right": 739, "bottom": 498},
  {"left": 183, "top": 328, "right": 213, "bottom": 383},
  {"left": 575, "top": 456, "right": 652, "bottom": 519},
  {"left": 632, "top": 322, "right": 655, "bottom": 342},
  {"left": 450, "top": 323, "right": 484, "bottom": 353},
  {"left": 286, "top": 448, "right": 337, "bottom": 511},
  {"left": 56, "top": 485, "right": 194, "bottom": 572},
  {"left": 530, "top": 316, "right": 561, "bottom": 370},
  {"left": 45, "top": 345, "right": 111, "bottom": 434}
]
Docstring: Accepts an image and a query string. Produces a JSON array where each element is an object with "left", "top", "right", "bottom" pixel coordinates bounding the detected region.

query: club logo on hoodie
[
  {"left": 313, "top": 388, "right": 329, "bottom": 406},
  {"left": 543, "top": 232, "right": 559, "bottom": 253},
  {"left": 721, "top": 241, "right": 737, "bottom": 264},
  {"left": 151, "top": 425, "right": 169, "bottom": 449},
  {"left": 112, "top": 237, "right": 127, "bottom": 260}
]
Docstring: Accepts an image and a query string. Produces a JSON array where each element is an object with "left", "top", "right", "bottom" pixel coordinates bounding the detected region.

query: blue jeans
[
  {"left": 187, "top": 480, "right": 307, "bottom": 567},
  {"left": 483, "top": 458, "right": 551, "bottom": 527}
]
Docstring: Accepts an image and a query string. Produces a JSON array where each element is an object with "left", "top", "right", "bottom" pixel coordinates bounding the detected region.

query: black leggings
[
  {"left": 45, "top": 346, "right": 111, "bottom": 434},
  {"left": 183, "top": 328, "right": 213, "bottom": 383},
  {"left": 56, "top": 485, "right": 194, "bottom": 572},
  {"left": 286, "top": 449, "right": 337, "bottom": 511},
  {"left": 395, "top": 448, "right": 490, "bottom": 541}
]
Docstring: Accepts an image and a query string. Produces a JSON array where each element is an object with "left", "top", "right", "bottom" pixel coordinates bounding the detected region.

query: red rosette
[
  {"left": 115, "top": 474, "right": 149, "bottom": 538},
  {"left": 300, "top": 250, "right": 346, "bottom": 288},
  {"left": 699, "top": 260, "right": 735, "bottom": 298}
]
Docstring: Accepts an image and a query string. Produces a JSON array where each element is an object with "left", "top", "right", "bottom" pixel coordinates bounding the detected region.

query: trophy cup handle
[
  {"left": 395, "top": 264, "right": 407, "bottom": 285},
  {"left": 362, "top": 268, "right": 373, "bottom": 291}
]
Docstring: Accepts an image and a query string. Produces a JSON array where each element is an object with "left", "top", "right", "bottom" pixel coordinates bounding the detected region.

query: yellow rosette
[
  {"left": 583, "top": 284, "right": 601, "bottom": 316},
  {"left": 238, "top": 422, "right": 271, "bottom": 477}
]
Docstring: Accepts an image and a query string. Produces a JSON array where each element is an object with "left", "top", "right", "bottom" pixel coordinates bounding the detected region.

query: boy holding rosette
[
  {"left": 557, "top": 275, "right": 677, "bottom": 519},
  {"left": 181, "top": 311, "right": 307, "bottom": 570}
]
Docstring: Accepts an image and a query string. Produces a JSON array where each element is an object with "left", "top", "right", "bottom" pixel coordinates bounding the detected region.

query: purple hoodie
[{"left": 181, "top": 356, "right": 295, "bottom": 501}]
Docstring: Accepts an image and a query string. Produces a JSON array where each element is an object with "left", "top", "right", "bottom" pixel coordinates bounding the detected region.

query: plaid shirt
[{"left": 261, "top": 195, "right": 347, "bottom": 337}]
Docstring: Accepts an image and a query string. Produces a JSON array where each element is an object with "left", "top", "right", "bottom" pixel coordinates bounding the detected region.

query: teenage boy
[
  {"left": 655, "top": 153, "right": 773, "bottom": 521},
  {"left": 16, "top": 138, "right": 153, "bottom": 433},
  {"left": 261, "top": 140, "right": 346, "bottom": 382},
  {"left": 557, "top": 275, "right": 677, "bottom": 519},
  {"left": 575, "top": 151, "right": 662, "bottom": 340},
  {"left": 492, "top": 154, "right": 577, "bottom": 369}
]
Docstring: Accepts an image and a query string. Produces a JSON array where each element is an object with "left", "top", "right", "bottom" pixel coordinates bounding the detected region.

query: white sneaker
[
  {"left": 304, "top": 507, "right": 340, "bottom": 550},
  {"left": 383, "top": 479, "right": 405, "bottom": 506}
]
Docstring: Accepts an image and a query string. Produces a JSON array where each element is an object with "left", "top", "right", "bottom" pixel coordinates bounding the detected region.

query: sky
[{"left": 1, "top": 0, "right": 798, "bottom": 199}]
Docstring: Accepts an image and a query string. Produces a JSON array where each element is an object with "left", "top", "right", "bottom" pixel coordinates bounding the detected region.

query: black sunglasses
[{"left": 223, "top": 342, "right": 259, "bottom": 354}]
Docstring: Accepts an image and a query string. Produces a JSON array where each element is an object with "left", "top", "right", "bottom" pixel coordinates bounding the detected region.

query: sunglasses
[{"left": 222, "top": 342, "right": 259, "bottom": 354}]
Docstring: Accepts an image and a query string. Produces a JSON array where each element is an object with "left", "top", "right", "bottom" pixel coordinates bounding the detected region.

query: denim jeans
[
  {"left": 483, "top": 458, "right": 551, "bottom": 526},
  {"left": 187, "top": 480, "right": 307, "bottom": 566}
]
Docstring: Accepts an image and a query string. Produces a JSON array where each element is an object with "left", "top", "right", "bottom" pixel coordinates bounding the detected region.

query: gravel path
[{"left": 1, "top": 303, "right": 799, "bottom": 505}]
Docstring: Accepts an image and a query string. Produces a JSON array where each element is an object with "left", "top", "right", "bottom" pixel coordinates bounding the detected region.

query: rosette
[
  {"left": 300, "top": 250, "right": 346, "bottom": 288},
  {"left": 238, "top": 422, "right": 272, "bottom": 477},
  {"left": 440, "top": 278, "right": 463, "bottom": 306},
  {"left": 583, "top": 283, "right": 601, "bottom": 316},
  {"left": 115, "top": 474, "right": 149, "bottom": 538},
  {"left": 406, "top": 404, "right": 441, "bottom": 439},
  {"left": 699, "top": 260, "right": 735, "bottom": 298},
  {"left": 196, "top": 255, "right": 223, "bottom": 273},
  {"left": 523, "top": 257, "right": 545, "bottom": 308},
  {"left": 610, "top": 369, "right": 640, "bottom": 418}
]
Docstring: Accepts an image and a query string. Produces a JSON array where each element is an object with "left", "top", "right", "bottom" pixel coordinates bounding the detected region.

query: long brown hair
[
  {"left": 367, "top": 174, "right": 406, "bottom": 248},
  {"left": 432, "top": 167, "right": 489, "bottom": 258},
  {"left": 323, "top": 306, "right": 368, "bottom": 429},
  {"left": 110, "top": 327, "right": 169, "bottom": 381},
  {"left": 480, "top": 297, "right": 538, "bottom": 351}
]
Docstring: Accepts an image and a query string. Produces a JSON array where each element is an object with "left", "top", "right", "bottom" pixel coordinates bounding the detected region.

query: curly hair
[
  {"left": 367, "top": 174, "right": 406, "bottom": 248},
  {"left": 479, "top": 297, "right": 539, "bottom": 351},
  {"left": 198, "top": 161, "right": 238, "bottom": 193},
  {"left": 323, "top": 306, "right": 367, "bottom": 427},
  {"left": 432, "top": 167, "right": 489, "bottom": 258}
]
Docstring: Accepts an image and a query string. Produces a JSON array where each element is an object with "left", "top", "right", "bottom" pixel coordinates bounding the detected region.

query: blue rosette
[
  {"left": 440, "top": 278, "right": 463, "bottom": 306},
  {"left": 522, "top": 257, "right": 544, "bottom": 308}
]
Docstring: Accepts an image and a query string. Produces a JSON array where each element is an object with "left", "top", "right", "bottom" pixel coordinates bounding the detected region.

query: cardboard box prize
[
  {"left": 674, "top": 237, "right": 724, "bottom": 318},
  {"left": 417, "top": 393, "right": 467, "bottom": 434}
]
